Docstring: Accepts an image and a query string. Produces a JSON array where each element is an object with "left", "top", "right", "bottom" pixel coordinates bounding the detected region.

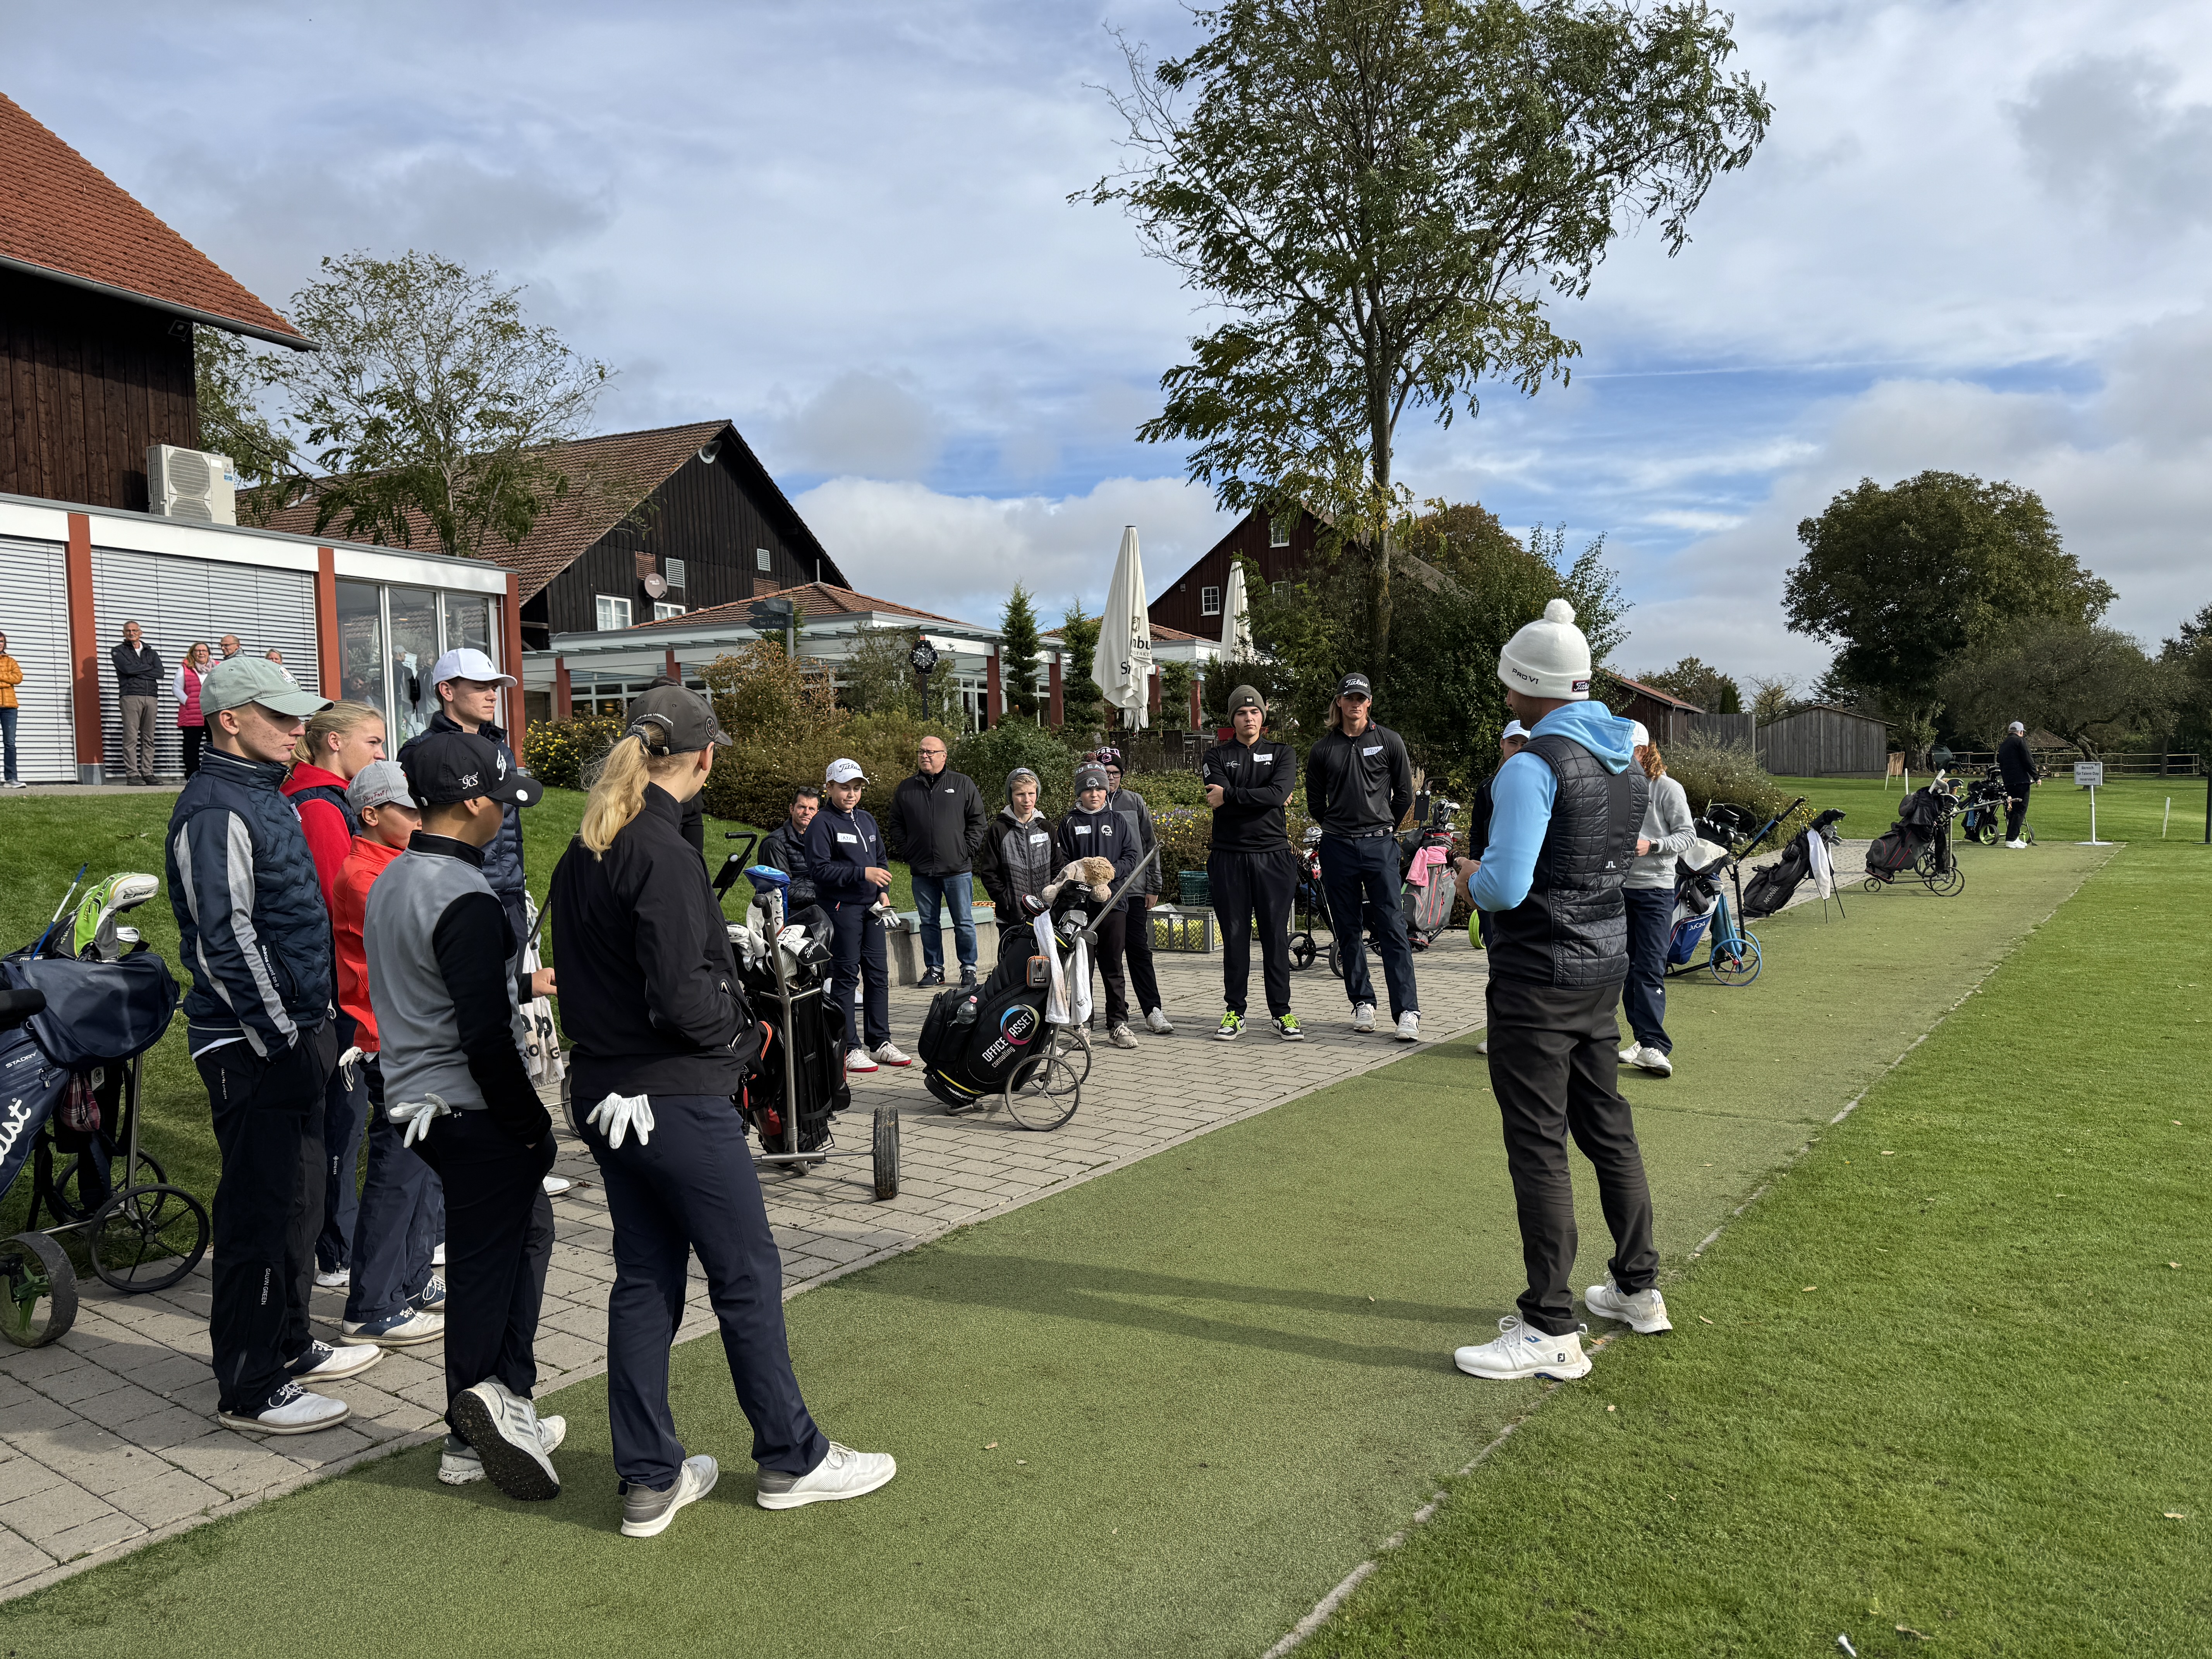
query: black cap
[
  {"left": 403, "top": 731, "right": 540, "bottom": 809},
  {"left": 1226, "top": 684, "right": 1266, "bottom": 714},
  {"left": 625, "top": 683, "right": 731, "bottom": 755},
  {"left": 1337, "top": 673, "right": 1372, "bottom": 699}
]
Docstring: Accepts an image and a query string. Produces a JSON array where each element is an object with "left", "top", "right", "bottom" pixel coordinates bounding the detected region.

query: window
[
  {"left": 1200, "top": 585, "right": 1222, "bottom": 617},
  {"left": 1271, "top": 581, "right": 1289, "bottom": 598},
  {"left": 664, "top": 558, "right": 686, "bottom": 589},
  {"left": 1269, "top": 514, "right": 1291, "bottom": 548},
  {"left": 654, "top": 601, "right": 686, "bottom": 620},
  {"left": 596, "top": 594, "right": 633, "bottom": 631},
  {"left": 756, "top": 548, "right": 773, "bottom": 572}
]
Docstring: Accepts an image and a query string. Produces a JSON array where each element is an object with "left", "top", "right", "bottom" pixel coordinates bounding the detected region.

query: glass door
[{"left": 389, "top": 587, "right": 441, "bottom": 744}]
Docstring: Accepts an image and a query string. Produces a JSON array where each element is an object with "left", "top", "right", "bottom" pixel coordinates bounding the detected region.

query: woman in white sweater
[{"left": 1621, "top": 723, "right": 1695, "bottom": 1076}]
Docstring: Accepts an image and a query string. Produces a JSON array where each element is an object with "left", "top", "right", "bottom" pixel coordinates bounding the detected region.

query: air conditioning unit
[{"left": 147, "top": 445, "right": 239, "bottom": 524}]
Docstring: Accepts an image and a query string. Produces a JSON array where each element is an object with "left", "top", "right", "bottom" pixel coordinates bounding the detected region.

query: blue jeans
[
  {"left": 911, "top": 871, "right": 977, "bottom": 973},
  {"left": 342, "top": 1059, "right": 441, "bottom": 1323},
  {"left": 1, "top": 706, "right": 15, "bottom": 782},
  {"left": 1318, "top": 834, "right": 1419, "bottom": 1018},
  {"left": 1621, "top": 888, "right": 1673, "bottom": 1054}
]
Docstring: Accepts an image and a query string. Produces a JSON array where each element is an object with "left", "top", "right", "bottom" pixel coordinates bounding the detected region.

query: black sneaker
[
  {"left": 919, "top": 968, "right": 945, "bottom": 987},
  {"left": 959, "top": 967, "right": 977, "bottom": 989}
]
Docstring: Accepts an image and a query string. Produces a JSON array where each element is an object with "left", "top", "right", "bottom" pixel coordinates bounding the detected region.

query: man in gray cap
[
  {"left": 1199, "top": 685, "right": 1302, "bottom": 1041},
  {"left": 1305, "top": 672, "right": 1419, "bottom": 1041},
  {"left": 167, "top": 656, "right": 383, "bottom": 1436},
  {"left": 1996, "top": 720, "right": 2035, "bottom": 848}
]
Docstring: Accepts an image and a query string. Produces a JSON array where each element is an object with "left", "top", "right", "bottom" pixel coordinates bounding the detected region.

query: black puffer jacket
[
  {"left": 1486, "top": 733, "right": 1647, "bottom": 988},
  {"left": 888, "top": 768, "right": 986, "bottom": 876},
  {"left": 974, "top": 807, "right": 1058, "bottom": 915}
]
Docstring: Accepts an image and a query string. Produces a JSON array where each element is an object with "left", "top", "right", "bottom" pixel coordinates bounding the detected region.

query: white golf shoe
[
  {"left": 1453, "top": 1316, "right": 1592, "bottom": 1381},
  {"left": 1633, "top": 1046, "right": 1673, "bottom": 1076},
  {"left": 756, "top": 1441, "right": 897, "bottom": 1510},
  {"left": 1583, "top": 1275, "right": 1673, "bottom": 1334},
  {"left": 1396, "top": 1012, "right": 1420, "bottom": 1042},
  {"left": 873, "top": 1041, "right": 912, "bottom": 1068},
  {"left": 1352, "top": 1003, "right": 1376, "bottom": 1033}
]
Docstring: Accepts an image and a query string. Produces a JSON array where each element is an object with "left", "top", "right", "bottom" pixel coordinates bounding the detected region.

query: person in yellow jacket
[{"left": 0, "top": 630, "right": 22, "bottom": 788}]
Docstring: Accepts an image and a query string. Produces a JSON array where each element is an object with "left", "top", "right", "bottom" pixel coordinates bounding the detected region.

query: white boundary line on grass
[{"left": 1257, "top": 850, "right": 2112, "bottom": 1659}]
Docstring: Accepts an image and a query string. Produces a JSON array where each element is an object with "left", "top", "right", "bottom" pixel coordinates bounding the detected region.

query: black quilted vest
[{"left": 1487, "top": 732, "right": 1647, "bottom": 988}]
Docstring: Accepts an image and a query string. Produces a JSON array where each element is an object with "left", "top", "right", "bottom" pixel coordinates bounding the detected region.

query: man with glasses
[
  {"left": 168, "top": 658, "right": 382, "bottom": 1435},
  {"left": 112, "top": 619, "right": 164, "bottom": 785},
  {"left": 887, "top": 736, "right": 986, "bottom": 988}
]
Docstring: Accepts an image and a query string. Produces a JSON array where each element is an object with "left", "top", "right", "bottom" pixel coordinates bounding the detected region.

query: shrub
[
  {"left": 523, "top": 714, "right": 625, "bottom": 790},
  {"left": 953, "top": 721, "right": 1084, "bottom": 816},
  {"left": 1659, "top": 732, "right": 1815, "bottom": 848}
]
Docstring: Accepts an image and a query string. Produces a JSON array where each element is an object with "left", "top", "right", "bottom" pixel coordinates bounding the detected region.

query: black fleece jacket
[
  {"left": 1305, "top": 722, "right": 1413, "bottom": 838},
  {"left": 548, "top": 785, "right": 761, "bottom": 1101},
  {"left": 1199, "top": 736, "right": 1297, "bottom": 853}
]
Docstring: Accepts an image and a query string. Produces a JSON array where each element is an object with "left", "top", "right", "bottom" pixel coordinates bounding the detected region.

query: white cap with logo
[
  {"left": 429, "top": 647, "right": 516, "bottom": 690},
  {"left": 824, "top": 758, "right": 868, "bottom": 784}
]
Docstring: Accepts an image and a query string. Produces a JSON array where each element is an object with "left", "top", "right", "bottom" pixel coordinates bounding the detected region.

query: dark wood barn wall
[
  {"left": 1149, "top": 508, "right": 1322, "bottom": 638},
  {"left": 0, "top": 270, "right": 198, "bottom": 512},
  {"left": 533, "top": 447, "right": 842, "bottom": 639}
]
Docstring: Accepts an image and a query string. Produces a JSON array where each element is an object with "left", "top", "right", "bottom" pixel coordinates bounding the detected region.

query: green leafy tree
[
  {"left": 837, "top": 627, "right": 921, "bottom": 716},
  {"left": 1638, "top": 656, "right": 1741, "bottom": 713},
  {"left": 1081, "top": 0, "right": 1769, "bottom": 666},
  {"left": 1784, "top": 471, "right": 2115, "bottom": 751},
  {"left": 193, "top": 329, "right": 296, "bottom": 522},
  {"left": 275, "top": 251, "right": 613, "bottom": 558},
  {"left": 1744, "top": 673, "right": 1797, "bottom": 726},
  {"left": 999, "top": 583, "right": 1044, "bottom": 722},
  {"left": 1158, "top": 660, "right": 1197, "bottom": 730},
  {"left": 1058, "top": 606, "right": 1106, "bottom": 734},
  {"left": 1938, "top": 621, "right": 2177, "bottom": 757},
  {"left": 2161, "top": 603, "right": 2212, "bottom": 762},
  {"left": 1526, "top": 524, "right": 1629, "bottom": 663}
]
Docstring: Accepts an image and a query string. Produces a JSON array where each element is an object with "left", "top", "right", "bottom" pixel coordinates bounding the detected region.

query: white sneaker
[
  {"left": 1584, "top": 1275, "right": 1673, "bottom": 1334},
  {"left": 542, "top": 1174, "right": 572, "bottom": 1196},
  {"left": 2004, "top": 839, "right": 2027, "bottom": 850},
  {"left": 314, "top": 1266, "right": 349, "bottom": 1289},
  {"left": 432, "top": 1241, "right": 446, "bottom": 1267},
  {"left": 1145, "top": 1007, "right": 1174, "bottom": 1035},
  {"left": 1635, "top": 1046, "right": 1673, "bottom": 1077},
  {"left": 288, "top": 1340, "right": 382, "bottom": 1382},
  {"left": 872, "top": 1041, "right": 912, "bottom": 1068},
  {"left": 847, "top": 1048, "right": 879, "bottom": 1074},
  {"left": 1619, "top": 1043, "right": 1641, "bottom": 1064},
  {"left": 341, "top": 1307, "right": 445, "bottom": 1346},
  {"left": 622, "top": 1454, "right": 718, "bottom": 1537},
  {"left": 449, "top": 1379, "right": 560, "bottom": 1501},
  {"left": 1453, "top": 1316, "right": 1592, "bottom": 1381},
  {"left": 1108, "top": 1023, "right": 1139, "bottom": 1049},
  {"left": 441, "top": 1415, "right": 567, "bottom": 1485},
  {"left": 1352, "top": 1002, "right": 1376, "bottom": 1033},
  {"left": 1475, "top": 1038, "right": 1489, "bottom": 1055},
  {"left": 756, "top": 1441, "right": 897, "bottom": 1510},
  {"left": 219, "top": 1382, "right": 351, "bottom": 1435},
  {"left": 1396, "top": 1012, "right": 1420, "bottom": 1043}
]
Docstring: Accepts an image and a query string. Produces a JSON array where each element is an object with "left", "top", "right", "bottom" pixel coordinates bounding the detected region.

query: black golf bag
[
  {"left": 1743, "top": 809, "right": 1848, "bottom": 919},
  {"left": 918, "top": 891, "right": 1091, "bottom": 1111},
  {"left": 733, "top": 906, "right": 849, "bottom": 1154},
  {"left": 1867, "top": 788, "right": 1943, "bottom": 875}
]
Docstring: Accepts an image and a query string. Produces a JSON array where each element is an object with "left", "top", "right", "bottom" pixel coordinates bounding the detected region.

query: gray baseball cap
[
  {"left": 347, "top": 759, "right": 416, "bottom": 814},
  {"left": 200, "top": 655, "right": 329, "bottom": 720}
]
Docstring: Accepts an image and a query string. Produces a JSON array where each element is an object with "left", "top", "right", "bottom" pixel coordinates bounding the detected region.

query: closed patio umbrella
[
  {"left": 1219, "top": 560, "right": 1253, "bottom": 658},
  {"left": 1092, "top": 524, "right": 1154, "bottom": 731}
]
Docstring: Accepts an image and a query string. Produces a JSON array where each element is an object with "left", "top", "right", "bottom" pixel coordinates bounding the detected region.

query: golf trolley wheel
[
  {"left": 1970, "top": 820, "right": 1997, "bottom": 845},
  {"left": 56, "top": 1150, "right": 166, "bottom": 1224},
  {"left": 1326, "top": 938, "right": 1344, "bottom": 978},
  {"left": 2023, "top": 825, "right": 2037, "bottom": 846},
  {"left": 1709, "top": 934, "right": 1763, "bottom": 987},
  {"left": 872, "top": 1106, "right": 900, "bottom": 1200},
  {"left": 1003, "top": 1034, "right": 1083, "bottom": 1132},
  {"left": 1289, "top": 933, "right": 1316, "bottom": 971},
  {"left": 1862, "top": 875, "right": 1886, "bottom": 894},
  {"left": 87, "top": 1183, "right": 210, "bottom": 1294},
  {"left": 1927, "top": 863, "right": 1966, "bottom": 898},
  {"left": 0, "top": 1231, "right": 78, "bottom": 1347}
]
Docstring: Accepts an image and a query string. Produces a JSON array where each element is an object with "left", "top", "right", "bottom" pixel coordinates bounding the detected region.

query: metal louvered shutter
[
  {"left": 89, "top": 549, "right": 320, "bottom": 781},
  {"left": 0, "top": 537, "right": 76, "bottom": 785}
]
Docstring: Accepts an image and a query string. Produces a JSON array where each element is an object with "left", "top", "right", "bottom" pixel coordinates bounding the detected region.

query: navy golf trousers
[
  {"left": 342, "top": 1058, "right": 441, "bottom": 1324},
  {"left": 1620, "top": 888, "right": 1674, "bottom": 1056},
  {"left": 1318, "top": 833, "right": 1419, "bottom": 1018},
  {"left": 828, "top": 898, "right": 890, "bottom": 1052},
  {"left": 582, "top": 1093, "right": 828, "bottom": 1491},
  {"left": 316, "top": 1018, "right": 369, "bottom": 1273}
]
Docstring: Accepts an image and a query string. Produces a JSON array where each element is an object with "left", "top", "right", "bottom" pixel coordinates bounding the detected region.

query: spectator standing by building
[
  {"left": 1097, "top": 747, "right": 1171, "bottom": 1034},
  {"left": 758, "top": 786, "right": 823, "bottom": 915},
  {"left": 1200, "top": 685, "right": 1302, "bottom": 1042},
  {"left": 973, "top": 767, "right": 1056, "bottom": 931},
  {"left": 282, "top": 701, "right": 388, "bottom": 1291},
  {"left": 219, "top": 634, "right": 243, "bottom": 659},
  {"left": 1619, "top": 723, "right": 1695, "bottom": 1078},
  {"left": 368, "top": 730, "right": 558, "bottom": 1500},
  {"left": 329, "top": 760, "right": 444, "bottom": 1350},
  {"left": 553, "top": 685, "right": 896, "bottom": 1535},
  {"left": 1998, "top": 720, "right": 2035, "bottom": 848},
  {"left": 888, "top": 735, "right": 985, "bottom": 987},
  {"left": 1056, "top": 761, "right": 1141, "bottom": 1047},
  {"left": 398, "top": 648, "right": 530, "bottom": 941},
  {"left": 807, "top": 759, "right": 905, "bottom": 1073},
  {"left": 166, "top": 656, "right": 381, "bottom": 1434},
  {"left": 0, "top": 630, "right": 22, "bottom": 788},
  {"left": 173, "top": 641, "right": 213, "bottom": 778},
  {"left": 1305, "top": 673, "right": 1419, "bottom": 1041},
  {"left": 1451, "top": 600, "right": 1664, "bottom": 1384},
  {"left": 112, "top": 620, "right": 164, "bottom": 785}
]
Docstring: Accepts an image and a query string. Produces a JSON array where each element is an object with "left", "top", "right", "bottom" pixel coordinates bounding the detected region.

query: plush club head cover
[{"left": 1041, "top": 856, "right": 1119, "bottom": 907}]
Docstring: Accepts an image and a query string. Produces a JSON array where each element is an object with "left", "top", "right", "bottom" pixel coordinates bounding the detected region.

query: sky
[{"left": 8, "top": 0, "right": 2211, "bottom": 687}]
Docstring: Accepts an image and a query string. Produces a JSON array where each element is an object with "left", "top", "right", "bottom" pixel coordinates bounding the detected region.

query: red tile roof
[
  {"left": 0, "top": 90, "right": 304, "bottom": 345},
  {"left": 1602, "top": 670, "right": 1705, "bottom": 714},
  {"left": 625, "top": 580, "right": 986, "bottom": 634}
]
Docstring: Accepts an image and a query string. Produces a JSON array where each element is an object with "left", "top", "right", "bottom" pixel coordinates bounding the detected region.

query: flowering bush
[{"left": 522, "top": 715, "right": 625, "bottom": 791}]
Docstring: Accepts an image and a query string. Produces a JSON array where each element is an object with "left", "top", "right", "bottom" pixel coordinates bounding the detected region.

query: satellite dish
[{"left": 643, "top": 572, "right": 669, "bottom": 598}]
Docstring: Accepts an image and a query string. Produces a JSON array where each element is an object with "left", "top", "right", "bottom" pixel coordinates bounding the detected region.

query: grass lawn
[{"left": 0, "top": 810, "right": 2148, "bottom": 1652}]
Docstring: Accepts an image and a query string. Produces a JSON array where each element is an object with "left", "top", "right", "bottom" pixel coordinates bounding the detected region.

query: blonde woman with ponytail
[
  {"left": 549, "top": 684, "right": 897, "bottom": 1534},
  {"left": 1620, "top": 722, "right": 1695, "bottom": 1077},
  {"left": 283, "top": 700, "right": 386, "bottom": 908}
]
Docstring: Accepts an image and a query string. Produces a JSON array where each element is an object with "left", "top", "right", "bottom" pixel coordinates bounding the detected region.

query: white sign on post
[{"left": 2074, "top": 761, "right": 2104, "bottom": 788}]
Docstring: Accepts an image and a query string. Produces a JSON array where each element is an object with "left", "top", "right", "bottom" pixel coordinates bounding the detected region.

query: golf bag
[
  {"left": 1743, "top": 809, "right": 1848, "bottom": 919},
  {"left": 1867, "top": 788, "right": 1944, "bottom": 876},
  {"left": 1667, "top": 854, "right": 1723, "bottom": 966},
  {"left": 0, "top": 949, "right": 178, "bottom": 1202},
  {"left": 919, "top": 879, "right": 1105, "bottom": 1111},
  {"left": 731, "top": 906, "right": 848, "bottom": 1154}
]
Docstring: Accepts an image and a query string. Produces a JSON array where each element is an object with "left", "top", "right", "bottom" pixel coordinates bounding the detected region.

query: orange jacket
[
  {"left": 0, "top": 653, "right": 20, "bottom": 711},
  {"left": 333, "top": 835, "right": 405, "bottom": 1050}
]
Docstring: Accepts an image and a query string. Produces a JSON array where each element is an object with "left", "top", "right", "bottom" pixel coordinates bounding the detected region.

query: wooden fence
[
  {"left": 1680, "top": 711, "right": 1755, "bottom": 749},
  {"left": 1757, "top": 708, "right": 1890, "bottom": 777}
]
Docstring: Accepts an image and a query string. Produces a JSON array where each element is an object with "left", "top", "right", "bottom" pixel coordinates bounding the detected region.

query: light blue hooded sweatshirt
[{"left": 1471, "top": 701, "right": 1639, "bottom": 914}]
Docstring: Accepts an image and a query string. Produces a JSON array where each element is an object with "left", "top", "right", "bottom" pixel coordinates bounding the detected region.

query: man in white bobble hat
[{"left": 1449, "top": 599, "right": 1668, "bottom": 1382}]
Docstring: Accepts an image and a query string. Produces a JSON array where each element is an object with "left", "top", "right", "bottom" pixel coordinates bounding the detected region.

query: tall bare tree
[{"left": 1082, "top": 0, "right": 1769, "bottom": 663}]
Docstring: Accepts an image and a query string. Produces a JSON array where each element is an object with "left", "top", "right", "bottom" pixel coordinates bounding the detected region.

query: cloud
[
  {"left": 771, "top": 371, "right": 946, "bottom": 481},
  {"left": 2009, "top": 53, "right": 2212, "bottom": 230}
]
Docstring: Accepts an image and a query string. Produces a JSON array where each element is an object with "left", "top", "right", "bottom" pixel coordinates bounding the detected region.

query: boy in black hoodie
[{"left": 1052, "top": 762, "right": 1142, "bottom": 1046}]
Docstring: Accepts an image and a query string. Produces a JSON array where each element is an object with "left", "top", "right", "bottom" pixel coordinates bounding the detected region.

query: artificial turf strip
[
  {"left": 0, "top": 846, "right": 2107, "bottom": 1656},
  {"left": 1315, "top": 839, "right": 2210, "bottom": 1658}
]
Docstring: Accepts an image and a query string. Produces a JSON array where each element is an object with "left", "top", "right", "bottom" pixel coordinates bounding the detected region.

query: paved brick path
[{"left": 0, "top": 929, "right": 1494, "bottom": 1599}]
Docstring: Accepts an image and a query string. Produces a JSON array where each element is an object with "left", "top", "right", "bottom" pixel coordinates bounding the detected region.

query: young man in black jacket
[
  {"left": 807, "top": 759, "right": 904, "bottom": 1072},
  {"left": 972, "top": 767, "right": 1056, "bottom": 931},
  {"left": 368, "top": 729, "right": 559, "bottom": 1498},
  {"left": 1305, "top": 673, "right": 1420, "bottom": 1041},
  {"left": 552, "top": 685, "right": 895, "bottom": 1536},
  {"left": 1200, "top": 685, "right": 1302, "bottom": 1042},
  {"left": 1098, "top": 748, "right": 1171, "bottom": 1034},
  {"left": 888, "top": 737, "right": 986, "bottom": 987}
]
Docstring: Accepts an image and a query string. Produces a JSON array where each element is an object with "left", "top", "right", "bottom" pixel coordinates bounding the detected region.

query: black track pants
[
  {"left": 2005, "top": 785, "right": 2031, "bottom": 842},
  {"left": 414, "top": 1109, "right": 555, "bottom": 1430},
  {"left": 1123, "top": 901, "right": 1161, "bottom": 1016},
  {"left": 1484, "top": 976, "right": 1658, "bottom": 1336},
  {"left": 1209, "top": 848, "right": 1295, "bottom": 1018}
]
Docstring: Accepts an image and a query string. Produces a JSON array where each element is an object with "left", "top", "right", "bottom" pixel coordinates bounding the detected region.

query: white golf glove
[
  {"left": 586, "top": 1091, "right": 654, "bottom": 1149},
  {"left": 388, "top": 1092, "right": 452, "bottom": 1149},
  {"left": 336, "top": 1045, "right": 366, "bottom": 1090}
]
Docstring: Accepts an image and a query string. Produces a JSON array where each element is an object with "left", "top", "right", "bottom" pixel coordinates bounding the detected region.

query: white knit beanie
[{"left": 1498, "top": 599, "right": 1593, "bottom": 700}]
